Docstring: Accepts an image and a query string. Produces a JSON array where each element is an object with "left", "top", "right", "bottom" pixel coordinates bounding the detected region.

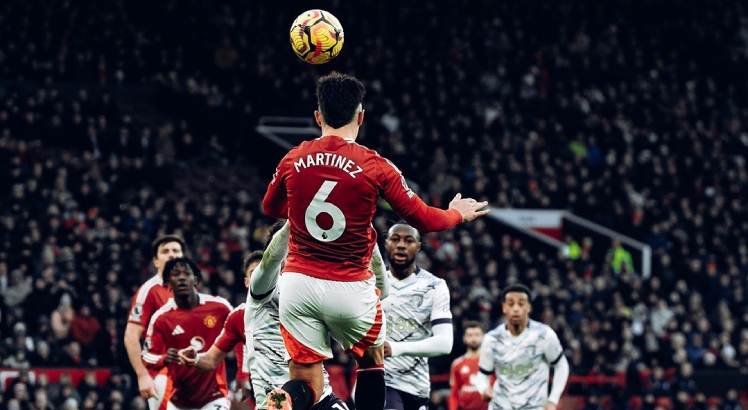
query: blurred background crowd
[{"left": 1, "top": 0, "right": 747, "bottom": 409}]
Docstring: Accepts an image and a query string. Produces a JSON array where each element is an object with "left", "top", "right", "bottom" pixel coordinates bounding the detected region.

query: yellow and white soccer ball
[{"left": 289, "top": 9, "right": 344, "bottom": 64}]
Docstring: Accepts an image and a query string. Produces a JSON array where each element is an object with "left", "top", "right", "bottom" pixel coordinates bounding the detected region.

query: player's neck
[
  {"left": 391, "top": 264, "right": 417, "bottom": 280},
  {"left": 175, "top": 292, "right": 199, "bottom": 309},
  {"left": 465, "top": 348, "right": 480, "bottom": 357},
  {"left": 321, "top": 124, "right": 358, "bottom": 142},
  {"left": 507, "top": 322, "right": 528, "bottom": 337}
]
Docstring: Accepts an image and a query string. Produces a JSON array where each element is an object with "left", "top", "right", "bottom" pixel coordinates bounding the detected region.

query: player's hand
[
  {"left": 383, "top": 341, "right": 392, "bottom": 358},
  {"left": 137, "top": 373, "right": 157, "bottom": 399},
  {"left": 165, "top": 348, "right": 181, "bottom": 365},
  {"left": 177, "top": 346, "right": 198, "bottom": 366},
  {"left": 544, "top": 402, "right": 557, "bottom": 410},
  {"left": 481, "top": 386, "right": 493, "bottom": 401},
  {"left": 448, "top": 193, "right": 489, "bottom": 223}
]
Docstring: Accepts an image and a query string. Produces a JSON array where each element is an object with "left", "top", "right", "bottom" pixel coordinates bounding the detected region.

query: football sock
[
  {"left": 280, "top": 380, "right": 315, "bottom": 410},
  {"left": 354, "top": 366, "right": 385, "bottom": 410}
]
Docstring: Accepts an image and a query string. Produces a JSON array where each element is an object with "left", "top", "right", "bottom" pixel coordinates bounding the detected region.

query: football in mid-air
[{"left": 289, "top": 9, "right": 344, "bottom": 64}]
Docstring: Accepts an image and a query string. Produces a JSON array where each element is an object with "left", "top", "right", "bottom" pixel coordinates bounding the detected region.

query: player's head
[
  {"left": 315, "top": 72, "right": 366, "bottom": 130},
  {"left": 501, "top": 284, "right": 532, "bottom": 328},
  {"left": 385, "top": 223, "right": 421, "bottom": 269},
  {"left": 242, "top": 250, "right": 264, "bottom": 288},
  {"left": 462, "top": 321, "right": 484, "bottom": 351},
  {"left": 162, "top": 257, "right": 199, "bottom": 298},
  {"left": 152, "top": 235, "right": 186, "bottom": 274}
]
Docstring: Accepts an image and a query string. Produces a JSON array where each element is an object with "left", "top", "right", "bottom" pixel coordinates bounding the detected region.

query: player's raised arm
[
  {"left": 262, "top": 160, "right": 290, "bottom": 219},
  {"left": 250, "top": 221, "right": 289, "bottom": 300},
  {"left": 377, "top": 157, "right": 488, "bottom": 232},
  {"left": 369, "top": 243, "right": 389, "bottom": 299}
]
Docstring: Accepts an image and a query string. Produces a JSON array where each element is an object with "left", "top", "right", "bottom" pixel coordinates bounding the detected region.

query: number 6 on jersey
[{"left": 305, "top": 180, "right": 346, "bottom": 242}]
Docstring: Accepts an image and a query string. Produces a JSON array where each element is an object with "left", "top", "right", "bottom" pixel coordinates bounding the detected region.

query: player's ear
[
  {"left": 357, "top": 109, "right": 365, "bottom": 126},
  {"left": 314, "top": 110, "right": 324, "bottom": 127}
]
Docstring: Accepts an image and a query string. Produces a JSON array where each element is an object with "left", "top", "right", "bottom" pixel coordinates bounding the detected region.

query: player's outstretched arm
[
  {"left": 369, "top": 243, "right": 389, "bottom": 299},
  {"left": 250, "top": 221, "right": 289, "bottom": 300},
  {"left": 385, "top": 323, "right": 453, "bottom": 358},
  {"left": 377, "top": 157, "right": 488, "bottom": 232},
  {"left": 262, "top": 161, "right": 290, "bottom": 218},
  {"left": 179, "top": 345, "right": 227, "bottom": 371},
  {"left": 546, "top": 355, "right": 569, "bottom": 409}
]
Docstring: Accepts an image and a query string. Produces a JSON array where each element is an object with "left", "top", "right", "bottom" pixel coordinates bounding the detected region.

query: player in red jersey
[
  {"left": 142, "top": 257, "right": 233, "bottom": 410},
  {"left": 449, "top": 322, "right": 491, "bottom": 410},
  {"left": 124, "top": 235, "right": 186, "bottom": 408},
  {"left": 262, "top": 72, "right": 488, "bottom": 410},
  {"left": 184, "top": 252, "right": 264, "bottom": 409}
]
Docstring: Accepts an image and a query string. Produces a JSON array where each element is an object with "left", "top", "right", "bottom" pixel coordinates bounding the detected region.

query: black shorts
[{"left": 385, "top": 386, "right": 429, "bottom": 410}]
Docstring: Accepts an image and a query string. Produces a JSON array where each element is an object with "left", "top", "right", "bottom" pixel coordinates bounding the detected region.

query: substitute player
[
  {"left": 124, "top": 235, "right": 186, "bottom": 408},
  {"left": 262, "top": 72, "right": 487, "bottom": 410},
  {"left": 474, "top": 285, "right": 570, "bottom": 410},
  {"left": 142, "top": 257, "right": 233, "bottom": 410},
  {"left": 449, "top": 322, "right": 489, "bottom": 410},
  {"left": 182, "top": 252, "right": 262, "bottom": 408},
  {"left": 382, "top": 223, "right": 453, "bottom": 410}
]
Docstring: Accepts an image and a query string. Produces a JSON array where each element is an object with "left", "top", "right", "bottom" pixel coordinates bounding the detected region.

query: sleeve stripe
[
  {"left": 479, "top": 367, "right": 493, "bottom": 375},
  {"left": 550, "top": 352, "right": 564, "bottom": 365},
  {"left": 250, "top": 287, "right": 275, "bottom": 301},
  {"left": 431, "top": 318, "right": 453, "bottom": 326},
  {"left": 142, "top": 353, "right": 163, "bottom": 364}
]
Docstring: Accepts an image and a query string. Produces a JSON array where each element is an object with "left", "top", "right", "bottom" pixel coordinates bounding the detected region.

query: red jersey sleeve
[
  {"left": 128, "top": 286, "right": 156, "bottom": 327},
  {"left": 376, "top": 157, "right": 462, "bottom": 232},
  {"left": 262, "top": 155, "right": 290, "bottom": 218},
  {"left": 214, "top": 307, "right": 244, "bottom": 353},
  {"left": 142, "top": 317, "right": 167, "bottom": 369}
]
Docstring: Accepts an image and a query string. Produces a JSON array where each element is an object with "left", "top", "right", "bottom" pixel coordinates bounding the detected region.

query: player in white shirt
[
  {"left": 382, "top": 223, "right": 454, "bottom": 410},
  {"left": 246, "top": 221, "right": 390, "bottom": 410},
  {"left": 474, "top": 285, "right": 569, "bottom": 410}
]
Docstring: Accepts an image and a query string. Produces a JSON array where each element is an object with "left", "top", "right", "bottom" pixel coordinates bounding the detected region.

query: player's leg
[
  {"left": 383, "top": 387, "right": 405, "bottom": 410},
  {"left": 148, "top": 370, "right": 170, "bottom": 410},
  {"left": 275, "top": 272, "right": 334, "bottom": 410},
  {"left": 319, "top": 277, "right": 386, "bottom": 410},
  {"left": 313, "top": 392, "right": 349, "bottom": 410}
]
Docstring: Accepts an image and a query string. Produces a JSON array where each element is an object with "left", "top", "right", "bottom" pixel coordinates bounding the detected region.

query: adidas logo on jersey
[{"left": 172, "top": 325, "right": 185, "bottom": 335}]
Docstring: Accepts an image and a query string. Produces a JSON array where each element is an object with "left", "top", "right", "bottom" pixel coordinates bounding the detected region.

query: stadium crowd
[{"left": 1, "top": 0, "right": 748, "bottom": 408}]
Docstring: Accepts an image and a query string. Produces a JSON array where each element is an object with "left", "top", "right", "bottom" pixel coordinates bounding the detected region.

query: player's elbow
[
  {"left": 434, "top": 334, "right": 454, "bottom": 355},
  {"left": 123, "top": 324, "right": 141, "bottom": 348}
]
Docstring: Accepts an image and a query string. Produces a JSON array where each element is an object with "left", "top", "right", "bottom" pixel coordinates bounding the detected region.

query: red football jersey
[
  {"left": 263, "top": 134, "right": 462, "bottom": 281},
  {"left": 214, "top": 303, "right": 249, "bottom": 383},
  {"left": 449, "top": 354, "right": 490, "bottom": 410},
  {"left": 143, "top": 294, "right": 232, "bottom": 409},
  {"left": 128, "top": 274, "right": 172, "bottom": 327}
]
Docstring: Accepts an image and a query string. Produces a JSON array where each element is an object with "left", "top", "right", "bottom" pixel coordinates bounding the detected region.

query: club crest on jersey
[
  {"left": 190, "top": 336, "right": 205, "bottom": 351},
  {"left": 203, "top": 315, "right": 218, "bottom": 328}
]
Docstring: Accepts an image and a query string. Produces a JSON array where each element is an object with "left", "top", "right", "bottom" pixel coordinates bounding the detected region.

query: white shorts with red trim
[{"left": 278, "top": 272, "right": 385, "bottom": 363}]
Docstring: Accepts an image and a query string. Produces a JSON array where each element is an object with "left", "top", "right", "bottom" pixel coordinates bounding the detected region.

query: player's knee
[{"left": 357, "top": 345, "right": 384, "bottom": 368}]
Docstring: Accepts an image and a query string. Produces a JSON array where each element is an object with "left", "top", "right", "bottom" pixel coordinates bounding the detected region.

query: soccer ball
[{"left": 289, "top": 10, "right": 344, "bottom": 64}]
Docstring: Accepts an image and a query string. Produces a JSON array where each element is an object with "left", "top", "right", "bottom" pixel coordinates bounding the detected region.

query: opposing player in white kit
[
  {"left": 381, "top": 224, "right": 454, "bottom": 410},
  {"left": 474, "top": 285, "right": 569, "bottom": 410},
  {"left": 246, "top": 221, "right": 389, "bottom": 408}
]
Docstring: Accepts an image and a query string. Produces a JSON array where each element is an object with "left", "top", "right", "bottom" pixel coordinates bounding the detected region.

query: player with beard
[
  {"left": 381, "top": 223, "right": 453, "bottom": 410},
  {"left": 474, "top": 285, "right": 569, "bottom": 410},
  {"left": 142, "top": 257, "right": 233, "bottom": 410},
  {"left": 449, "top": 322, "right": 491, "bottom": 410}
]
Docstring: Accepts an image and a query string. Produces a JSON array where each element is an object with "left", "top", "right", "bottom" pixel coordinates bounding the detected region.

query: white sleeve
[
  {"left": 548, "top": 355, "right": 569, "bottom": 404},
  {"left": 369, "top": 244, "right": 389, "bottom": 299},
  {"left": 543, "top": 326, "right": 564, "bottom": 365},
  {"left": 250, "top": 222, "right": 289, "bottom": 301},
  {"left": 429, "top": 280, "right": 452, "bottom": 325},
  {"left": 389, "top": 322, "right": 453, "bottom": 357},
  {"left": 474, "top": 334, "right": 496, "bottom": 393}
]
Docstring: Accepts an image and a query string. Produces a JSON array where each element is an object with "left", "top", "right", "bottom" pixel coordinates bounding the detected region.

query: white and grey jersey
[
  {"left": 383, "top": 267, "right": 452, "bottom": 398},
  {"left": 479, "top": 320, "right": 564, "bottom": 410}
]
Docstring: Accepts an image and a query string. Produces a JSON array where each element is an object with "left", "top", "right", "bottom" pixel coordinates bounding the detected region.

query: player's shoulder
[
  {"left": 199, "top": 293, "right": 233, "bottom": 311},
  {"left": 485, "top": 324, "right": 505, "bottom": 341},
  {"left": 133, "top": 274, "right": 163, "bottom": 300},
  {"left": 415, "top": 268, "right": 447, "bottom": 288},
  {"left": 228, "top": 302, "right": 246, "bottom": 317},
  {"left": 150, "top": 298, "right": 178, "bottom": 326},
  {"left": 529, "top": 319, "right": 558, "bottom": 338}
]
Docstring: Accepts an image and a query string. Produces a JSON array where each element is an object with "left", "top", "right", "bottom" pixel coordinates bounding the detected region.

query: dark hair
[
  {"left": 162, "top": 257, "right": 200, "bottom": 286},
  {"left": 242, "top": 251, "right": 264, "bottom": 274},
  {"left": 151, "top": 235, "right": 186, "bottom": 258},
  {"left": 501, "top": 284, "right": 532, "bottom": 303},
  {"left": 316, "top": 72, "right": 366, "bottom": 129},
  {"left": 264, "top": 220, "right": 287, "bottom": 248},
  {"left": 463, "top": 320, "right": 484, "bottom": 332}
]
